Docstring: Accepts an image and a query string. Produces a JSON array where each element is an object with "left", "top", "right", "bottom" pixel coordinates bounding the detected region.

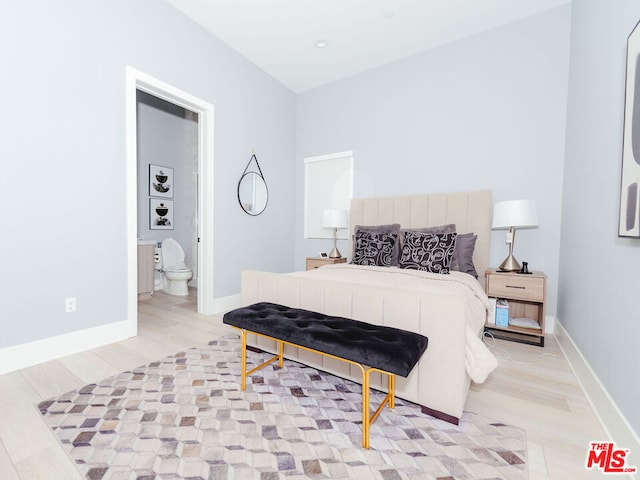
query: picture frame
[
  {"left": 149, "top": 164, "right": 173, "bottom": 198},
  {"left": 149, "top": 198, "right": 174, "bottom": 230},
  {"left": 619, "top": 20, "right": 640, "bottom": 237}
]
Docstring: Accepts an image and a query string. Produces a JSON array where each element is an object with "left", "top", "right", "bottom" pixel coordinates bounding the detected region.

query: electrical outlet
[
  {"left": 505, "top": 231, "right": 513, "bottom": 244},
  {"left": 65, "top": 297, "right": 77, "bottom": 313}
]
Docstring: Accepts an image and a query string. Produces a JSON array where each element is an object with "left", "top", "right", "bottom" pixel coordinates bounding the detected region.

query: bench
[{"left": 222, "top": 302, "right": 429, "bottom": 448}]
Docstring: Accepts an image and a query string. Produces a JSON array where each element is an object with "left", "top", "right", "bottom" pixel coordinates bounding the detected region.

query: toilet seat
[{"left": 165, "top": 265, "right": 190, "bottom": 273}]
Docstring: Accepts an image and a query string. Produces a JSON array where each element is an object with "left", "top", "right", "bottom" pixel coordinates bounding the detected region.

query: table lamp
[
  {"left": 491, "top": 199, "right": 538, "bottom": 272},
  {"left": 322, "top": 209, "right": 349, "bottom": 258}
]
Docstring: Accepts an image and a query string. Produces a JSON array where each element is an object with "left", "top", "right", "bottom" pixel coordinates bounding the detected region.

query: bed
[{"left": 240, "top": 190, "right": 498, "bottom": 423}]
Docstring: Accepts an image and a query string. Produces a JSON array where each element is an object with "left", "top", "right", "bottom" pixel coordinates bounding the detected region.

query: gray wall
[
  {"left": 7, "top": 1, "right": 639, "bottom": 444},
  {"left": 0, "top": 0, "right": 296, "bottom": 349},
  {"left": 295, "top": 6, "right": 572, "bottom": 320},
  {"left": 560, "top": 0, "right": 640, "bottom": 437}
]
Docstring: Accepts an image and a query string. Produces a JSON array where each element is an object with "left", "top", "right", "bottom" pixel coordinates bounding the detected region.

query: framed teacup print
[
  {"left": 149, "top": 198, "right": 174, "bottom": 230},
  {"left": 149, "top": 164, "right": 173, "bottom": 198}
]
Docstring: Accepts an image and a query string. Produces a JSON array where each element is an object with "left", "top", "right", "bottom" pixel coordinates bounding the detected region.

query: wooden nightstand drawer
[
  {"left": 487, "top": 273, "right": 545, "bottom": 302},
  {"left": 485, "top": 268, "right": 547, "bottom": 347},
  {"left": 306, "top": 257, "right": 347, "bottom": 270}
]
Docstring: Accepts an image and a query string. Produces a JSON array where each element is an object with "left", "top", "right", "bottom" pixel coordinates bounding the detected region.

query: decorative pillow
[
  {"left": 353, "top": 224, "right": 401, "bottom": 266},
  {"left": 398, "top": 231, "right": 457, "bottom": 274},
  {"left": 399, "top": 223, "right": 456, "bottom": 236},
  {"left": 354, "top": 223, "right": 401, "bottom": 234},
  {"left": 351, "top": 231, "right": 398, "bottom": 267},
  {"left": 450, "top": 233, "right": 478, "bottom": 278},
  {"left": 398, "top": 223, "right": 456, "bottom": 256}
]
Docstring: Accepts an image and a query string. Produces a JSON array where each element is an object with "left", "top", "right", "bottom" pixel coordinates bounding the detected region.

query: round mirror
[{"left": 237, "top": 171, "right": 268, "bottom": 216}]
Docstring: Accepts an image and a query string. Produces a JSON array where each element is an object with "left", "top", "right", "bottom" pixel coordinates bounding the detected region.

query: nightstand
[
  {"left": 306, "top": 257, "right": 347, "bottom": 270},
  {"left": 485, "top": 268, "right": 546, "bottom": 347}
]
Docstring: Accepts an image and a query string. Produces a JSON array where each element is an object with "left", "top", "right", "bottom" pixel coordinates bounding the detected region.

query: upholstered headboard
[{"left": 349, "top": 190, "right": 491, "bottom": 282}]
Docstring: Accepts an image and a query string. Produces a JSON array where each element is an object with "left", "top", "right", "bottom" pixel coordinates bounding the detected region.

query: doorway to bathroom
[
  {"left": 136, "top": 91, "right": 199, "bottom": 303},
  {"left": 125, "top": 67, "right": 215, "bottom": 333}
]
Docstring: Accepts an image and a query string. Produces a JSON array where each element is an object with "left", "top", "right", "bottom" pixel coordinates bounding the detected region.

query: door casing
[{"left": 125, "top": 66, "right": 215, "bottom": 334}]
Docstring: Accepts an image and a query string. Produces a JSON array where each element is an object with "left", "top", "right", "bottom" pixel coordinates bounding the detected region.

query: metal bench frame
[{"left": 231, "top": 327, "right": 395, "bottom": 449}]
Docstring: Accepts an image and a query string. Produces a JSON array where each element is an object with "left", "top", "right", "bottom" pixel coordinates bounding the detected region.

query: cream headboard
[{"left": 349, "top": 190, "right": 491, "bottom": 281}]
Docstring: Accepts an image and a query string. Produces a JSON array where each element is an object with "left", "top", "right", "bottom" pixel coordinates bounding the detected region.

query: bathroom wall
[{"left": 136, "top": 90, "right": 197, "bottom": 282}]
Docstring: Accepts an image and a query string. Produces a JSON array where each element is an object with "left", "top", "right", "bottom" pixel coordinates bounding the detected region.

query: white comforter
[{"left": 291, "top": 264, "right": 498, "bottom": 383}]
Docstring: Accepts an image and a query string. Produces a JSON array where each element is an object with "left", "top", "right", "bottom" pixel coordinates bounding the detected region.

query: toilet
[{"left": 159, "top": 237, "right": 193, "bottom": 296}]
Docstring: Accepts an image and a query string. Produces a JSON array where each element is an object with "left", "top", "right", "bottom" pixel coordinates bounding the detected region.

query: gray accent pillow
[
  {"left": 400, "top": 223, "right": 456, "bottom": 236},
  {"left": 353, "top": 224, "right": 401, "bottom": 266},
  {"left": 398, "top": 231, "right": 457, "bottom": 274},
  {"left": 351, "top": 231, "right": 398, "bottom": 267},
  {"left": 450, "top": 233, "right": 478, "bottom": 278}
]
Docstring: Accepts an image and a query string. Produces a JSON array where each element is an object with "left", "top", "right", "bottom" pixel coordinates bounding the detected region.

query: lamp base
[
  {"left": 329, "top": 227, "right": 342, "bottom": 258},
  {"left": 498, "top": 254, "right": 521, "bottom": 272}
]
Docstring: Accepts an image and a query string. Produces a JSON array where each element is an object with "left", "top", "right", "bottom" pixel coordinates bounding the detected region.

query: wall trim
[
  {"left": 0, "top": 294, "right": 238, "bottom": 376},
  {"left": 0, "top": 321, "right": 134, "bottom": 376},
  {"left": 126, "top": 66, "right": 216, "bottom": 319},
  {"left": 211, "top": 294, "right": 242, "bottom": 314},
  {"left": 555, "top": 320, "right": 640, "bottom": 465},
  {"left": 545, "top": 314, "right": 555, "bottom": 334}
]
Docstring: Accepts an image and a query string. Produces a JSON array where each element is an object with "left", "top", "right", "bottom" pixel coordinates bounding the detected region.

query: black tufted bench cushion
[{"left": 223, "top": 302, "right": 428, "bottom": 378}]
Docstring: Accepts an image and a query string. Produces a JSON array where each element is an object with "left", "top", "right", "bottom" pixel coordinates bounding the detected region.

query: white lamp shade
[
  {"left": 322, "top": 209, "right": 349, "bottom": 229},
  {"left": 492, "top": 199, "right": 538, "bottom": 229}
]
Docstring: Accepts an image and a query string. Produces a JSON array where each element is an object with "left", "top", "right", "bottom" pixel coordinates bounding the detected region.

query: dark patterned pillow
[
  {"left": 353, "top": 224, "right": 401, "bottom": 266},
  {"left": 398, "top": 223, "right": 456, "bottom": 262},
  {"left": 351, "top": 231, "right": 398, "bottom": 267},
  {"left": 398, "top": 231, "right": 457, "bottom": 274}
]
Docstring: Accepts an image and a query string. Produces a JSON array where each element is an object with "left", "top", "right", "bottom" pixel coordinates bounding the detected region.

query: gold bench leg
[
  {"left": 233, "top": 327, "right": 398, "bottom": 450},
  {"left": 362, "top": 369, "right": 396, "bottom": 449},
  {"left": 362, "top": 369, "right": 370, "bottom": 449},
  {"left": 237, "top": 328, "right": 283, "bottom": 392},
  {"left": 241, "top": 330, "right": 247, "bottom": 391}
]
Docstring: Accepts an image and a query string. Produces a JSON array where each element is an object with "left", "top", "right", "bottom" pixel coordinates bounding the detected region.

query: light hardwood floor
[{"left": 0, "top": 290, "right": 609, "bottom": 479}]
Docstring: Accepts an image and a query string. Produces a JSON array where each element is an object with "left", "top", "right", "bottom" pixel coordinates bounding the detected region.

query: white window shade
[{"left": 304, "top": 151, "right": 353, "bottom": 239}]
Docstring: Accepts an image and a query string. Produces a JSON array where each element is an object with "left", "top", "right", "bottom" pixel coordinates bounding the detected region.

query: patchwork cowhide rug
[{"left": 38, "top": 335, "right": 527, "bottom": 479}]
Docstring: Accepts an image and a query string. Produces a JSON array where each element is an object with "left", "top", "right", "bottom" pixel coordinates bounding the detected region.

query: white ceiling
[{"left": 164, "top": 0, "right": 570, "bottom": 93}]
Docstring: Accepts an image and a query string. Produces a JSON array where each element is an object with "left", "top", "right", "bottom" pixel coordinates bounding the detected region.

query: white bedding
[{"left": 290, "top": 264, "right": 498, "bottom": 383}]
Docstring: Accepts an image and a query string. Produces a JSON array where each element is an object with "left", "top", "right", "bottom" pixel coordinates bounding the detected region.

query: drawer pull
[{"left": 506, "top": 285, "right": 526, "bottom": 289}]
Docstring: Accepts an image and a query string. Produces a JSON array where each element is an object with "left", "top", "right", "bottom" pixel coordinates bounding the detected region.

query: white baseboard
[
  {"left": 545, "top": 314, "right": 555, "bottom": 334},
  {"left": 555, "top": 319, "right": 640, "bottom": 475},
  {"left": 0, "top": 320, "right": 136, "bottom": 376},
  {"left": 0, "top": 294, "right": 242, "bottom": 377},
  {"left": 211, "top": 293, "right": 242, "bottom": 314}
]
